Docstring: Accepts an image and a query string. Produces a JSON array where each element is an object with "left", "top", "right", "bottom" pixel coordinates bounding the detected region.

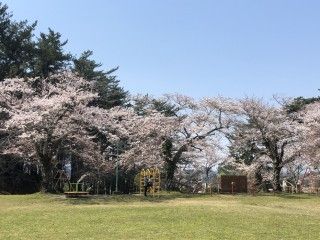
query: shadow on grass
[
  {"left": 248, "top": 192, "right": 316, "bottom": 200},
  {"left": 59, "top": 192, "right": 203, "bottom": 205},
  {"left": 53, "top": 192, "right": 318, "bottom": 206},
  {"left": 275, "top": 193, "right": 316, "bottom": 200}
]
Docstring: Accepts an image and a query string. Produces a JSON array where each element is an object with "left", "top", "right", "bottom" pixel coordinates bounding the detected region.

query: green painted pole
[
  {"left": 115, "top": 143, "right": 119, "bottom": 193},
  {"left": 115, "top": 157, "right": 119, "bottom": 193}
]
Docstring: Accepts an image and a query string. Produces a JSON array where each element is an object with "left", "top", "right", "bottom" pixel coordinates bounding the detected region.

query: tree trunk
[
  {"left": 40, "top": 157, "right": 55, "bottom": 193},
  {"left": 273, "top": 164, "right": 282, "bottom": 192},
  {"left": 164, "top": 144, "right": 187, "bottom": 191},
  {"left": 165, "top": 160, "right": 177, "bottom": 190}
]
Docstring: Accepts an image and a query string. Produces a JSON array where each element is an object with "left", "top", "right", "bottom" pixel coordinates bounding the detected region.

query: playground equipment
[
  {"left": 64, "top": 174, "right": 90, "bottom": 198},
  {"left": 139, "top": 168, "right": 161, "bottom": 197},
  {"left": 282, "top": 180, "right": 296, "bottom": 194},
  {"left": 54, "top": 170, "right": 70, "bottom": 192},
  {"left": 65, "top": 183, "right": 89, "bottom": 198}
]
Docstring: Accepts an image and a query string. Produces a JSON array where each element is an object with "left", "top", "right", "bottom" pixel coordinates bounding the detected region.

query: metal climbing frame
[
  {"left": 140, "top": 168, "right": 161, "bottom": 196},
  {"left": 54, "top": 170, "right": 70, "bottom": 192}
]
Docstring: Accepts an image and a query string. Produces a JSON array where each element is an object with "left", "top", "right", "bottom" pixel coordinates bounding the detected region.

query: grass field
[{"left": 0, "top": 193, "right": 319, "bottom": 240}]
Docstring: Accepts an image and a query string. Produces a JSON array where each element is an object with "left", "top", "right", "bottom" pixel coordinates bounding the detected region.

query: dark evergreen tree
[
  {"left": 33, "top": 28, "right": 72, "bottom": 78},
  {"left": 133, "top": 95, "right": 178, "bottom": 117},
  {"left": 285, "top": 96, "right": 320, "bottom": 113},
  {"left": 73, "top": 50, "right": 128, "bottom": 109},
  {"left": 0, "top": 3, "right": 36, "bottom": 81}
]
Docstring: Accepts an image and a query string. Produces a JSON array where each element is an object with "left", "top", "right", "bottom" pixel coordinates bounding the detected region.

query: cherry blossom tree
[
  {"left": 299, "top": 102, "right": 320, "bottom": 168},
  {"left": 0, "top": 72, "right": 132, "bottom": 192},
  {"left": 157, "top": 94, "right": 238, "bottom": 189},
  {"left": 128, "top": 94, "right": 238, "bottom": 190},
  {"left": 0, "top": 72, "right": 179, "bottom": 192},
  {"left": 229, "top": 98, "right": 302, "bottom": 191},
  {"left": 179, "top": 142, "right": 225, "bottom": 192}
]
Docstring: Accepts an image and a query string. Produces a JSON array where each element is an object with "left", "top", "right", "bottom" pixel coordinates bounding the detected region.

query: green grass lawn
[{"left": 0, "top": 193, "right": 319, "bottom": 240}]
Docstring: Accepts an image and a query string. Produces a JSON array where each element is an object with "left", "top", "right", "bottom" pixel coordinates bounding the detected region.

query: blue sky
[{"left": 4, "top": 0, "right": 320, "bottom": 99}]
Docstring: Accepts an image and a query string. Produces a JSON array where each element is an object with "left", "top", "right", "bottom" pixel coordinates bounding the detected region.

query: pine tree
[
  {"left": 73, "top": 50, "right": 128, "bottom": 109},
  {"left": 285, "top": 96, "right": 320, "bottom": 113},
  {"left": 0, "top": 3, "right": 36, "bottom": 81},
  {"left": 33, "top": 28, "right": 72, "bottom": 78}
]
